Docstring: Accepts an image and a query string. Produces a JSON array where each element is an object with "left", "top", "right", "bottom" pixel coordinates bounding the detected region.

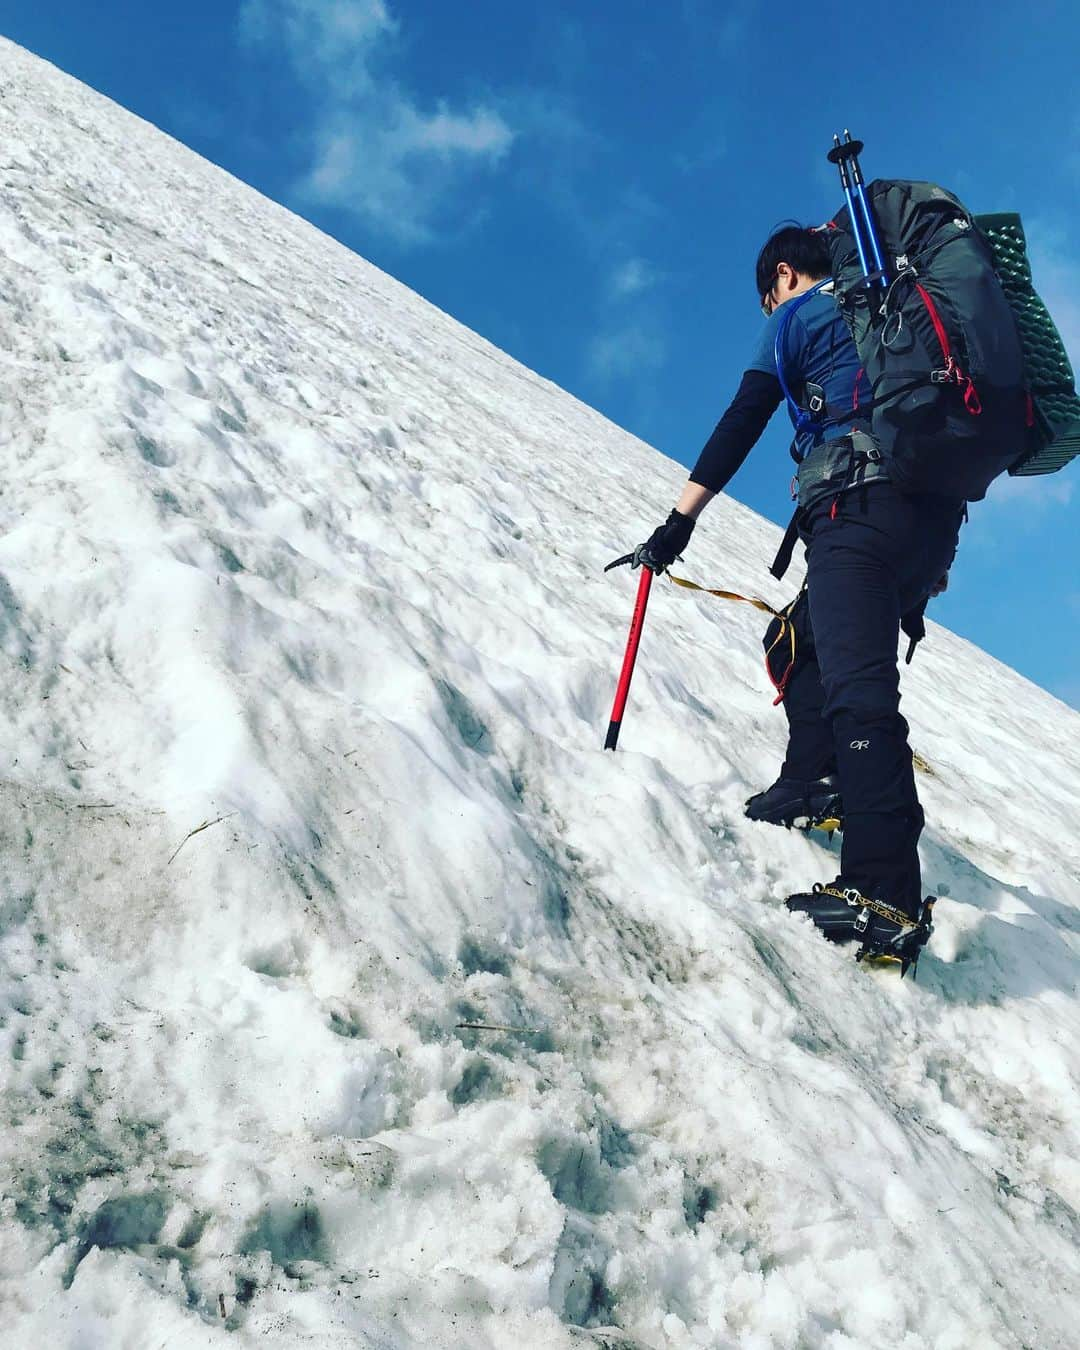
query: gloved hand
[{"left": 606, "top": 509, "right": 696, "bottom": 574}]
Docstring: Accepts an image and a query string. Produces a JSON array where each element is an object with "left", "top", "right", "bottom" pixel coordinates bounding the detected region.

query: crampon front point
[{"left": 855, "top": 897, "right": 936, "bottom": 979}]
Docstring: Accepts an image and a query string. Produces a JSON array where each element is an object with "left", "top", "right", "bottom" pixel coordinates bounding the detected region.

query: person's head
[{"left": 755, "top": 225, "right": 832, "bottom": 317}]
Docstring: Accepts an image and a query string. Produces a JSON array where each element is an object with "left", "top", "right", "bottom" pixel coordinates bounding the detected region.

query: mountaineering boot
[
  {"left": 744, "top": 774, "right": 843, "bottom": 834},
  {"left": 785, "top": 883, "right": 935, "bottom": 978}
]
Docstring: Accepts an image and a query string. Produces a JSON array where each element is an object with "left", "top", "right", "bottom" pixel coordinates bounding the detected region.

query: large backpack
[{"left": 821, "top": 180, "right": 1080, "bottom": 500}]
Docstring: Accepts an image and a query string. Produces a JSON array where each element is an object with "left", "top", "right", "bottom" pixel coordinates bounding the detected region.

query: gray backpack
[{"left": 822, "top": 181, "right": 1079, "bottom": 499}]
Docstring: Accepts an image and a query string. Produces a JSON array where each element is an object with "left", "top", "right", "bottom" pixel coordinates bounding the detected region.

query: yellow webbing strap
[
  {"left": 818, "top": 885, "right": 919, "bottom": 930},
  {"left": 666, "top": 574, "right": 784, "bottom": 619},
  {"left": 666, "top": 573, "right": 797, "bottom": 706}
]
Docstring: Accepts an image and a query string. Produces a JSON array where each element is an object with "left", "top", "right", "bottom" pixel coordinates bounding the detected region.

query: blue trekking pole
[
  {"left": 828, "top": 133, "right": 872, "bottom": 282},
  {"left": 828, "top": 132, "right": 888, "bottom": 287},
  {"left": 843, "top": 130, "right": 888, "bottom": 284}
]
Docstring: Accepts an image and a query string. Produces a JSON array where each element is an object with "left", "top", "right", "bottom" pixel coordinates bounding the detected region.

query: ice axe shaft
[{"left": 604, "top": 566, "right": 653, "bottom": 750}]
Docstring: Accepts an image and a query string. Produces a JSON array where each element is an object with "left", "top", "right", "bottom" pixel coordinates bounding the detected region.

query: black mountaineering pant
[{"left": 783, "top": 482, "right": 964, "bottom": 914}]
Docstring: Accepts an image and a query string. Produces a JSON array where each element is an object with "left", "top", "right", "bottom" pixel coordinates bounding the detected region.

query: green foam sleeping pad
[{"left": 975, "top": 212, "right": 1080, "bottom": 476}]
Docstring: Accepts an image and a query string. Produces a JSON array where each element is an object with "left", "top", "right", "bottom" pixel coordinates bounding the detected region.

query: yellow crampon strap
[{"left": 817, "top": 886, "right": 917, "bottom": 931}]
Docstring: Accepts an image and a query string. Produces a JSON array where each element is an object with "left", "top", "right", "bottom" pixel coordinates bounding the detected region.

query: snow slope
[{"left": 1, "top": 36, "right": 1078, "bottom": 1350}]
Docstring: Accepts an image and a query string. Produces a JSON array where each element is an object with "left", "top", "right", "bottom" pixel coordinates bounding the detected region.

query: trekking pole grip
[{"left": 604, "top": 566, "right": 654, "bottom": 751}]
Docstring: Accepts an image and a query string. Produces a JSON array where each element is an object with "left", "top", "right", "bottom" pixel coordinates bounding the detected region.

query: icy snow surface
[{"left": 1, "top": 36, "right": 1079, "bottom": 1350}]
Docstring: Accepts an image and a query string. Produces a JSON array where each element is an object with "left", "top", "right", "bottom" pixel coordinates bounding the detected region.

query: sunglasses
[{"left": 760, "top": 272, "right": 778, "bottom": 317}]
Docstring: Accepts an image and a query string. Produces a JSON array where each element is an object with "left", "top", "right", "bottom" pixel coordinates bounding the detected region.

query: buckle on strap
[
  {"left": 817, "top": 884, "right": 865, "bottom": 905},
  {"left": 805, "top": 381, "right": 827, "bottom": 416},
  {"left": 822, "top": 884, "right": 917, "bottom": 931},
  {"left": 850, "top": 430, "right": 883, "bottom": 463}
]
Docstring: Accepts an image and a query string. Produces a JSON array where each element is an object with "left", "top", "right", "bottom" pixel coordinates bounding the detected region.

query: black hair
[{"left": 755, "top": 224, "right": 832, "bottom": 298}]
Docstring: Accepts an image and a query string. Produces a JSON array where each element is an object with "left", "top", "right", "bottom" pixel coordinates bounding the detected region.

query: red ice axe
[{"left": 603, "top": 563, "right": 653, "bottom": 750}]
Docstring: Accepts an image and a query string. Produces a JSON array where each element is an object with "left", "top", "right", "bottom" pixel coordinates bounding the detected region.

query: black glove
[
  {"left": 606, "top": 509, "right": 696, "bottom": 574},
  {"left": 901, "top": 601, "right": 927, "bottom": 665}
]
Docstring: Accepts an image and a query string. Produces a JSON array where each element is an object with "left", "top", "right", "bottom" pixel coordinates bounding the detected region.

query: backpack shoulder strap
[{"left": 774, "top": 280, "right": 835, "bottom": 431}]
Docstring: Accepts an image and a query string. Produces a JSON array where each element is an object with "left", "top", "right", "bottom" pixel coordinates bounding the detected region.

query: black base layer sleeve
[{"left": 689, "top": 369, "right": 783, "bottom": 494}]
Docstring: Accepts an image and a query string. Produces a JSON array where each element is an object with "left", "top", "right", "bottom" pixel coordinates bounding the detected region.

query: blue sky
[{"left": 7, "top": 0, "right": 1079, "bottom": 707}]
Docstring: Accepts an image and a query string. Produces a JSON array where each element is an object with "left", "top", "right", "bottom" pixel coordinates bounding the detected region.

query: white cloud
[
  {"left": 610, "top": 258, "right": 659, "bottom": 300},
  {"left": 586, "top": 324, "right": 665, "bottom": 383},
  {"left": 239, "top": 0, "right": 393, "bottom": 93},
  {"left": 239, "top": 0, "right": 514, "bottom": 243},
  {"left": 411, "top": 107, "right": 511, "bottom": 155},
  {"left": 983, "top": 469, "right": 1074, "bottom": 509}
]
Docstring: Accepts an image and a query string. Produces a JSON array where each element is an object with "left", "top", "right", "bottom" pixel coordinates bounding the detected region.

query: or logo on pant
[{"left": 850, "top": 739, "right": 870, "bottom": 750}]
